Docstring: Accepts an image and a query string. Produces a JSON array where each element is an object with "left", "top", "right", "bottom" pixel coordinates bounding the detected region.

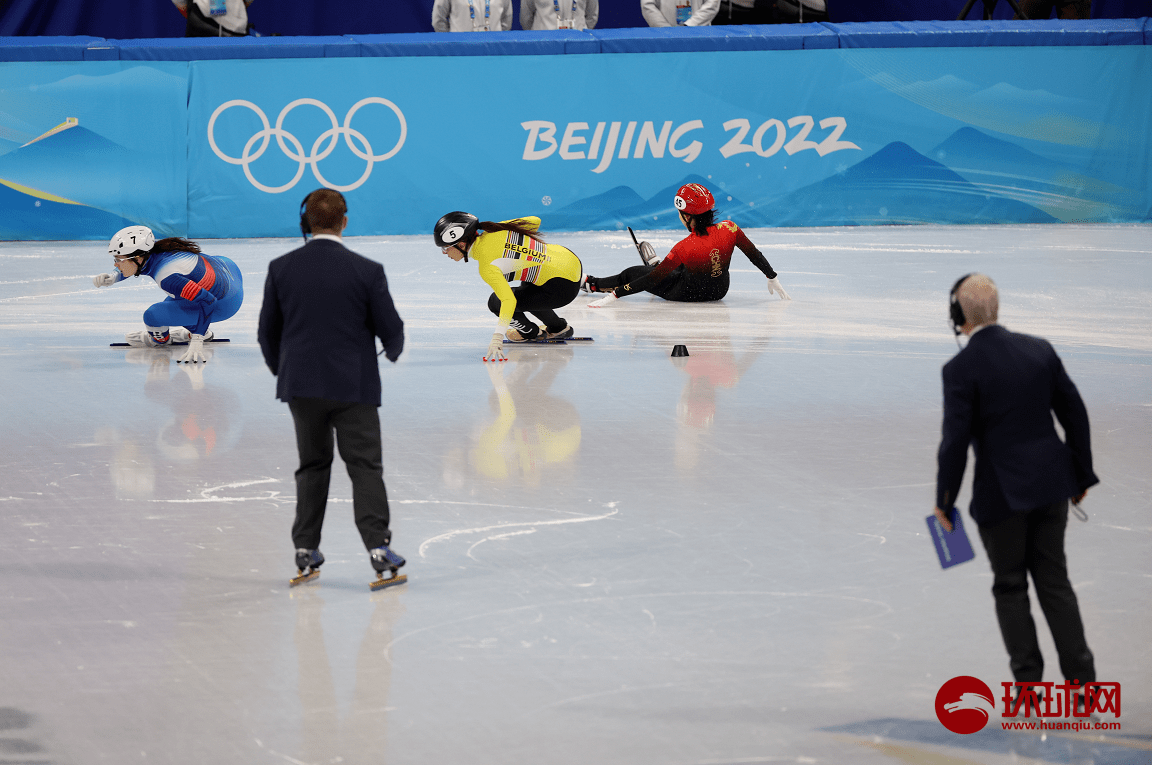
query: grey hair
[{"left": 957, "top": 273, "right": 999, "bottom": 327}]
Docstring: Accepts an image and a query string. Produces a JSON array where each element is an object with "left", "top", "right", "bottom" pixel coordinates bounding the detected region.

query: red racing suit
[{"left": 616, "top": 221, "right": 777, "bottom": 302}]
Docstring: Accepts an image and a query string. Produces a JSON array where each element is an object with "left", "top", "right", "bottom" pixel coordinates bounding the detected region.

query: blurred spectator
[
  {"left": 172, "top": 0, "right": 253, "bottom": 36},
  {"left": 777, "top": 0, "right": 827, "bottom": 21},
  {"left": 521, "top": 0, "right": 598, "bottom": 29},
  {"left": 1015, "top": 0, "right": 1091, "bottom": 18},
  {"left": 713, "top": 0, "right": 826, "bottom": 24},
  {"left": 714, "top": 0, "right": 760, "bottom": 24},
  {"left": 432, "top": 0, "right": 514, "bottom": 31},
  {"left": 642, "top": 0, "right": 720, "bottom": 26}
]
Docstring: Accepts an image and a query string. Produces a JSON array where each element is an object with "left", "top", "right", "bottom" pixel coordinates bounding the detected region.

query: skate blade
[
  {"left": 502, "top": 337, "right": 593, "bottom": 344},
  {"left": 289, "top": 570, "right": 320, "bottom": 587},
  {"left": 369, "top": 573, "right": 407, "bottom": 591},
  {"left": 110, "top": 339, "right": 230, "bottom": 347}
]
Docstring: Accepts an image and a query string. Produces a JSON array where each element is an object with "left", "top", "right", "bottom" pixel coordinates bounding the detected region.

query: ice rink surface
[{"left": 1, "top": 223, "right": 1150, "bottom": 765}]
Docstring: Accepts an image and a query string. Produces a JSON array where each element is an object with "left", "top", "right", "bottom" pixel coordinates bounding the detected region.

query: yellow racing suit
[{"left": 471, "top": 218, "right": 582, "bottom": 333}]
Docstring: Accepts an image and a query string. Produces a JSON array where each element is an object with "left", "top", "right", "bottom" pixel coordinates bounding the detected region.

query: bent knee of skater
[{"left": 142, "top": 306, "right": 168, "bottom": 326}]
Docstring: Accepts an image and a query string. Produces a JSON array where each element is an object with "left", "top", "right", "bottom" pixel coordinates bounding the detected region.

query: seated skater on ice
[
  {"left": 93, "top": 225, "right": 244, "bottom": 363},
  {"left": 584, "top": 183, "right": 790, "bottom": 307},
  {"left": 433, "top": 211, "right": 583, "bottom": 362}
]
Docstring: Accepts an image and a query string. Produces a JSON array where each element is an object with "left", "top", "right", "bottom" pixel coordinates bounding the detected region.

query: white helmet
[{"left": 108, "top": 225, "right": 155, "bottom": 259}]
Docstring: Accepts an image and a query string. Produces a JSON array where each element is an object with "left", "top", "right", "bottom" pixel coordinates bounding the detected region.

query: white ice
[{"left": 0, "top": 223, "right": 1149, "bottom": 765}]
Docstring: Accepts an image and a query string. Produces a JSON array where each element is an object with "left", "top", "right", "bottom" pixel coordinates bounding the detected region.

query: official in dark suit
[
  {"left": 258, "top": 189, "right": 405, "bottom": 579},
  {"left": 934, "top": 273, "right": 1098, "bottom": 687}
]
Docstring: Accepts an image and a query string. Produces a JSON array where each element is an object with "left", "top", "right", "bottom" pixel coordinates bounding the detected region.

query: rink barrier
[
  {"left": 2, "top": 20, "right": 1150, "bottom": 240},
  {"left": 1, "top": 18, "right": 1150, "bottom": 61}
]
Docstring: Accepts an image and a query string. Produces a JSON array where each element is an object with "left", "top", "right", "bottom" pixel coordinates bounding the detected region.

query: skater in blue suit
[{"left": 93, "top": 225, "right": 244, "bottom": 363}]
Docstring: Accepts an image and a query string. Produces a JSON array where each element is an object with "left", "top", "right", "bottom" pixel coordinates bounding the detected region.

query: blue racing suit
[{"left": 114, "top": 249, "right": 244, "bottom": 335}]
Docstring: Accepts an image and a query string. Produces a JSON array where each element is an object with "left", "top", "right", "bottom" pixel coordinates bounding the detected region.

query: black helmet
[{"left": 434, "top": 211, "right": 479, "bottom": 249}]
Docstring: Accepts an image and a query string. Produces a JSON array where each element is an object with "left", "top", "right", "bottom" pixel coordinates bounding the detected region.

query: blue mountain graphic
[
  {"left": 0, "top": 181, "right": 134, "bottom": 240},
  {"left": 546, "top": 175, "right": 769, "bottom": 232},
  {"left": 0, "top": 125, "right": 134, "bottom": 209},
  {"left": 0, "top": 123, "right": 182, "bottom": 233},
  {"left": 555, "top": 185, "right": 645, "bottom": 214},
  {"left": 757, "top": 142, "right": 1058, "bottom": 226},
  {"left": 929, "top": 127, "right": 1136, "bottom": 223}
]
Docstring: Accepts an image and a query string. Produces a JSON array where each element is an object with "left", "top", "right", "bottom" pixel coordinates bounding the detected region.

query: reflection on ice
[
  {"left": 99, "top": 345, "right": 240, "bottom": 498},
  {"left": 291, "top": 586, "right": 405, "bottom": 762},
  {"left": 671, "top": 340, "right": 768, "bottom": 470},
  {"left": 471, "top": 353, "right": 581, "bottom": 485}
]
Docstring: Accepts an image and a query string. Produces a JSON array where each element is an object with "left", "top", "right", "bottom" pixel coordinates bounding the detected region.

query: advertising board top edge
[{"left": 0, "top": 19, "right": 1148, "bottom": 62}]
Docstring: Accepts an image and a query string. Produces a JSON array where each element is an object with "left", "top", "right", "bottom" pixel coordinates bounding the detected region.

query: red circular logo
[{"left": 935, "top": 676, "right": 996, "bottom": 734}]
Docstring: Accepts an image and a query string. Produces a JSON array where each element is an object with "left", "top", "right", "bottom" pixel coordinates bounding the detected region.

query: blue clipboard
[{"left": 927, "top": 508, "right": 976, "bottom": 569}]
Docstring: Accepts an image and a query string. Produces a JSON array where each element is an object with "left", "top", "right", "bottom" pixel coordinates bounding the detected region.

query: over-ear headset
[
  {"left": 299, "top": 192, "right": 313, "bottom": 240},
  {"left": 949, "top": 273, "right": 973, "bottom": 336},
  {"left": 299, "top": 189, "right": 348, "bottom": 241}
]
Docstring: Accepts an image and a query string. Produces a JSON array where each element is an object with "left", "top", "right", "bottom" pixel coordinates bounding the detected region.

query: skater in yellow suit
[{"left": 433, "top": 211, "right": 583, "bottom": 362}]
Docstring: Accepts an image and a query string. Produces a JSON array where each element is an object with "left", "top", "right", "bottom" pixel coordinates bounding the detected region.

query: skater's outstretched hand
[
  {"left": 483, "top": 331, "right": 507, "bottom": 363},
  {"left": 766, "top": 276, "right": 791, "bottom": 300},
  {"left": 587, "top": 292, "right": 619, "bottom": 308},
  {"left": 177, "top": 334, "right": 209, "bottom": 364},
  {"left": 92, "top": 273, "right": 118, "bottom": 287}
]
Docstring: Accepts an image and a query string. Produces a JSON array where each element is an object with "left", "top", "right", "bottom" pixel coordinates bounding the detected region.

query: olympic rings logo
[{"left": 207, "top": 97, "right": 407, "bottom": 193}]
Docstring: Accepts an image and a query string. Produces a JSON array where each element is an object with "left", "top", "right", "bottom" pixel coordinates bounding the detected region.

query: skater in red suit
[{"left": 584, "top": 183, "right": 790, "bottom": 306}]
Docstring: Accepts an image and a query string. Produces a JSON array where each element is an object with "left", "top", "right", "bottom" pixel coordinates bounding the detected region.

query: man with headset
[
  {"left": 258, "top": 189, "right": 406, "bottom": 586},
  {"left": 934, "top": 273, "right": 1098, "bottom": 703}
]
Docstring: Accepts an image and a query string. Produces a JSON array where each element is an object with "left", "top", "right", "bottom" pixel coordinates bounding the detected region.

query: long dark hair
[
  {"left": 150, "top": 237, "right": 202, "bottom": 255},
  {"left": 477, "top": 219, "right": 545, "bottom": 242},
  {"left": 685, "top": 209, "right": 717, "bottom": 237}
]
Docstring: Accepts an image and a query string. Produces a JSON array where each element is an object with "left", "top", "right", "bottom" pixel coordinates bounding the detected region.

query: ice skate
[
  {"left": 505, "top": 320, "right": 541, "bottom": 343},
  {"left": 124, "top": 327, "right": 213, "bottom": 347},
  {"left": 181, "top": 328, "right": 214, "bottom": 343},
  {"left": 125, "top": 328, "right": 173, "bottom": 347},
  {"left": 290, "top": 548, "right": 324, "bottom": 587},
  {"left": 637, "top": 240, "right": 661, "bottom": 267},
  {"left": 368, "top": 543, "right": 407, "bottom": 591},
  {"left": 628, "top": 226, "right": 661, "bottom": 266},
  {"left": 544, "top": 323, "right": 574, "bottom": 341},
  {"left": 580, "top": 275, "right": 607, "bottom": 293}
]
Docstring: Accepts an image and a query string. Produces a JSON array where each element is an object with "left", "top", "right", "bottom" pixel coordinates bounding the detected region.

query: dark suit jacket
[
  {"left": 257, "top": 237, "right": 404, "bottom": 406},
  {"left": 936, "top": 324, "right": 1098, "bottom": 527}
]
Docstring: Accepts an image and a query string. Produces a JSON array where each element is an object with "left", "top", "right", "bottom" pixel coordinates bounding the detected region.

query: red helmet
[{"left": 674, "top": 183, "right": 714, "bottom": 215}]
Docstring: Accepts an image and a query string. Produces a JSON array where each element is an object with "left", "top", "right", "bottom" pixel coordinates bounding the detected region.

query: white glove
[
  {"left": 587, "top": 292, "right": 619, "bottom": 308},
  {"left": 177, "top": 334, "right": 208, "bottom": 364},
  {"left": 93, "top": 273, "right": 118, "bottom": 287},
  {"left": 766, "top": 276, "right": 791, "bottom": 300},
  {"left": 483, "top": 332, "right": 507, "bottom": 363}
]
